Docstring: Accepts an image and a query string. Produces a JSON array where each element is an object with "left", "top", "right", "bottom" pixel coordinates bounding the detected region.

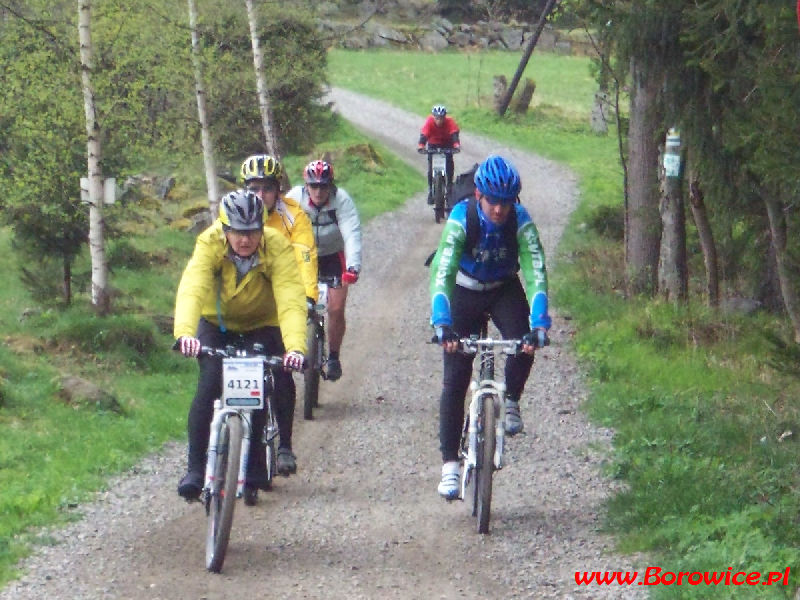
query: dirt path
[{"left": 1, "top": 89, "right": 645, "bottom": 600}]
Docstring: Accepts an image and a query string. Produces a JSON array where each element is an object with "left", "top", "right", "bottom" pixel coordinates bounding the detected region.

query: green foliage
[
  {"left": 197, "top": 3, "right": 328, "bottom": 155},
  {"left": 0, "top": 0, "right": 328, "bottom": 307}
]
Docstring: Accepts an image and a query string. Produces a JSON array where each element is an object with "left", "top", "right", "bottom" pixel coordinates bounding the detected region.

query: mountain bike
[
  {"left": 197, "top": 344, "right": 283, "bottom": 572},
  {"left": 419, "top": 146, "right": 460, "bottom": 223},
  {"left": 303, "top": 274, "right": 341, "bottom": 420},
  {"left": 457, "top": 329, "right": 522, "bottom": 534}
]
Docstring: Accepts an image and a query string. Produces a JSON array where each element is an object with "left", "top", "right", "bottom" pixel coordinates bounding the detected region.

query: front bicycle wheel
[
  {"left": 206, "top": 415, "right": 242, "bottom": 572},
  {"left": 475, "top": 394, "right": 496, "bottom": 534},
  {"left": 303, "top": 322, "right": 321, "bottom": 420},
  {"left": 433, "top": 174, "right": 445, "bottom": 223}
]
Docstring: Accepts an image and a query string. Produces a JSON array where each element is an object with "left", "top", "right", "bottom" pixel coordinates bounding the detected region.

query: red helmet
[{"left": 303, "top": 160, "right": 334, "bottom": 185}]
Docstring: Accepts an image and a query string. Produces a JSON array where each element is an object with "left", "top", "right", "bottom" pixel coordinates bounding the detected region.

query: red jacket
[{"left": 419, "top": 115, "right": 460, "bottom": 147}]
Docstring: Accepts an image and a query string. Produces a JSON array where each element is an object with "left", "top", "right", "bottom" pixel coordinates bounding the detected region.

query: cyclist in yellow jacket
[
  {"left": 240, "top": 154, "right": 318, "bottom": 305},
  {"left": 174, "top": 190, "right": 307, "bottom": 504}
]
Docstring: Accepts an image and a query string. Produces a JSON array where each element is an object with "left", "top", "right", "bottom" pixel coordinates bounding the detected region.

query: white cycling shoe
[
  {"left": 504, "top": 399, "right": 524, "bottom": 436},
  {"left": 437, "top": 461, "right": 461, "bottom": 499}
]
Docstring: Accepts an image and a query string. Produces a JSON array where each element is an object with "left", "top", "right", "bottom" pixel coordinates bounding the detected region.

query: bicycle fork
[{"left": 205, "top": 403, "right": 253, "bottom": 500}]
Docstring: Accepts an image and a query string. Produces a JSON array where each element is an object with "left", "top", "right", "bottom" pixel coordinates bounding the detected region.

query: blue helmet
[
  {"left": 432, "top": 105, "right": 447, "bottom": 117},
  {"left": 473, "top": 155, "right": 521, "bottom": 202}
]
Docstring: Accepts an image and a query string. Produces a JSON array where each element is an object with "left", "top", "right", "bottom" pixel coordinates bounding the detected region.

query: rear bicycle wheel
[
  {"left": 206, "top": 415, "right": 242, "bottom": 572},
  {"left": 476, "top": 394, "right": 496, "bottom": 534},
  {"left": 303, "top": 322, "right": 321, "bottom": 420},
  {"left": 433, "top": 174, "right": 445, "bottom": 223}
]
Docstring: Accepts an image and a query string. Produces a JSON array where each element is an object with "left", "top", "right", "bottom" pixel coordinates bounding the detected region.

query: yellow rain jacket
[
  {"left": 173, "top": 220, "right": 307, "bottom": 354},
  {"left": 266, "top": 195, "right": 319, "bottom": 301}
]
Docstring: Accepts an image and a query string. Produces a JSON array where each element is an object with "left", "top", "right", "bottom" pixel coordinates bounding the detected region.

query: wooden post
[{"left": 512, "top": 78, "right": 536, "bottom": 113}]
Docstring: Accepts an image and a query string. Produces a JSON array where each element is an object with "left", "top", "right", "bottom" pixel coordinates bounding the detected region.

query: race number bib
[{"left": 222, "top": 357, "right": 264, "bottom": 409}]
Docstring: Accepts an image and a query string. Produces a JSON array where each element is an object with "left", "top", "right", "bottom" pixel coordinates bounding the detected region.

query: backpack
[
  {"left": 424, "top": 196, "right": 518, "bottom": 267},
  {"left": 447, "top": 162, "right": 479, "bottom": 209}
]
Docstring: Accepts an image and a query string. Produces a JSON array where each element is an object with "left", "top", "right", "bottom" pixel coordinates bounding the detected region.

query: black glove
[
  {"left": 522, "top": 328, "right": 549, "bottom": 349},
  {"left": 433, "top": 325, "right": 459, "bottom": 345}
]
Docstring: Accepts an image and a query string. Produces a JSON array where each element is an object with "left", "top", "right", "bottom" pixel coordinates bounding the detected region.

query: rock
[
  {"left": 56, "top": 375, "right": 124, "bottom": 414},
  {"left": 418, "top": 29, "right": 448, "bottom": 51}
]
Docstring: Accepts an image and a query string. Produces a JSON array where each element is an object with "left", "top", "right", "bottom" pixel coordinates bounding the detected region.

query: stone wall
[{"left": 320, "top": 17, "right": 596, "bottom": 58}]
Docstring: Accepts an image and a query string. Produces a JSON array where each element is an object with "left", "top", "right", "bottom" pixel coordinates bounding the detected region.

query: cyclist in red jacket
[{"left": 418, "top": 105, "right": 460, "bottom": 205}]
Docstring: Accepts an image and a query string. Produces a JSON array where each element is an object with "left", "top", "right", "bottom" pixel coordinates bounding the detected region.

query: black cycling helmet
[
  {"left": 473, "top": 155, "right": 521, "bottom": 203},
  {"left": 219, "top": 190, "right": 264, "bottom": 231},
  {"left": 432, "top": 105, "right": 447, "bottom": 117}
]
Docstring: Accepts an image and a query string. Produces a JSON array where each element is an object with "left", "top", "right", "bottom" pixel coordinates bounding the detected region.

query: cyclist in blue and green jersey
[{"left": 429, "top": 154, "right": 551, "bottom": 499}]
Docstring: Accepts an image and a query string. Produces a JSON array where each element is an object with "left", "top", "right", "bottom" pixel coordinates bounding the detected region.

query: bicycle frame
[{"left": 203, "top": 347, "right": 282, "bottom": 501}]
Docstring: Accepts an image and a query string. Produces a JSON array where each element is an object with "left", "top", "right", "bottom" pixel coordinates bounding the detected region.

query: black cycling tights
[
  {"left": 186, "top": 319, "right": 295, "bottom": 475},
  {"left": 439, "top": 279, "right": 534, "bottom": 462}
]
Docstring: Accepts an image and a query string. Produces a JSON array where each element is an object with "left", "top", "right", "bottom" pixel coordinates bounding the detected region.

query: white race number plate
[{"left": 222, "top": 357, "right": 264, "bottom": 409}]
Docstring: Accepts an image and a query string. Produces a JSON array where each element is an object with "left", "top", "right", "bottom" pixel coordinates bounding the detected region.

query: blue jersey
[{"left": 430, "top": 199, "right": 551, "bottom": 330}]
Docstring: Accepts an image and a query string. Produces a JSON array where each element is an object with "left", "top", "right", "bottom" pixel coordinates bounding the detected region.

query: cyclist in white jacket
[{"left": 286, "top": 160, "right": 362, "bottom": 381}]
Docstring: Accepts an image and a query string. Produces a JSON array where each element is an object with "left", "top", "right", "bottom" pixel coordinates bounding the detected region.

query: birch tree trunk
[
  {"left": 78, "top": 0, "right": 110, "bottom": 314},
  {"left": 764, "top": 196, "right": 800, "bottom": 343},
  {"left": 245, "top": 0, "right": 280, "bottom": 158},
  {"left": 188, "top": 0, "right": 220, "bottom": 217}
]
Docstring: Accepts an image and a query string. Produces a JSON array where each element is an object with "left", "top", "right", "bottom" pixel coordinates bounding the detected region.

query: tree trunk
[
  {"left": 657, "top": 129, "right": 687, "bottom": 303},
  {"left": 687, "top": 166, "right": 719, "bottom": 307},
  {"left": 63, "top": 256, "right": 72, "bottom": 306},
  {"left": 245, "top": 0, "right": 280, "bottom": 159},
  {"left": 188, "top": 0, "right": 220, "bottom": 218},
  {"left": 78, "top": 0, "right": 110, "bottom": 315},
  {"left": 625, "top": 57, "right": 662, "bottom": 296},
  {"left": 496, "top": 0, "right": 559, "bottom": 117},
  {"left": 763, "top": 196, "right": 800, "bottom": 343}
]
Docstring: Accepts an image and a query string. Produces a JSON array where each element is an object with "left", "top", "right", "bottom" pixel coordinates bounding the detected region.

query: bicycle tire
[
  {"left": 303, "top": 322, "right": 320, "bottom": 420},
  {"left": 476, "top": 394, "right": 496, "bottom": 534},
  {"left": 206, "top": 415, "right": 242, "bottom": 572},
  {"left": 264, "top": 433, "right": 276, "bottom": 490},
  {"left": 314, "top": 322, "right": 325, "bottom": 408},
  {"left": 433, "top": 174, "right": 445, "bottom": 223}
]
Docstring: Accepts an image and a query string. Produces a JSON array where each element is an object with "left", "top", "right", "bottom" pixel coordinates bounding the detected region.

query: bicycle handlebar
[
  {"left": 458, "top": 337, "right": 522, "bottom": 355},
  {"left": 418, "top": 146, "right": 460, "bottom": 155},
  {"left": 198, "top": 345, "right": 285, "bottom": 369},
  {"left": 427, "top": 335, "right": 523, "bottom": 355}
]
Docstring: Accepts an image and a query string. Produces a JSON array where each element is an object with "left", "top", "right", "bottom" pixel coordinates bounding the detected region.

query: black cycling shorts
[{"left": 318, "top": 252, "right": 345, "bottom": 279}]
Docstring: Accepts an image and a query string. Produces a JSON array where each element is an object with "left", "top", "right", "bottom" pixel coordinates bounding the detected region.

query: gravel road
[{"left": 1, "top": 88, "right": 646, "bottom": 599}]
